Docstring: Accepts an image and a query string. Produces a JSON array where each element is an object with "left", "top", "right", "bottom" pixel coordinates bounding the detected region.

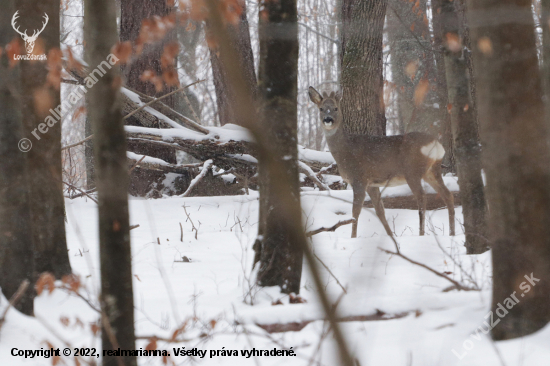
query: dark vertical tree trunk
[
  {"left": 542, "top": 0, "right": 550, "bottom": 115},
  {"left": 437, "top": 0, "right": 487, "bottom": 253},
  {"left": 208, "top": 3, "right": 258, "bottom": 126},
  {"left": 467, "top": 0, "right": 550, "bottom": 339},
  {"left": 387, "top": 0, "right": 440, "bottom": 133},
  {"left": 254, "top": 0, "right": 303, "bottom": 294},
  {"left": 120, "top": 0, "right": 177, "bottom": 195},
  {"left": 120, "top": 0, "right": 176, "bottom": 107},
  {"left": 0, "top": 1, "right": 34, "bottom": 315},
  {"left": 431, "top": 0, "right": 455, "bottom": 173},
  {"left": 85, "top": 0, "right": 137, "bottom": 363},
  {"left": 340, "top": 0, "right": 387, "bottom": 136},
  {"left": 17, "top": 0, "right": 71, "bottom": 278}
]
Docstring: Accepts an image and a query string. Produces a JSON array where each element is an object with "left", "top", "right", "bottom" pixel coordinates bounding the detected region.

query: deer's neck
[{"left": 323, "top": 126, "right": 348, "bottom": 158}]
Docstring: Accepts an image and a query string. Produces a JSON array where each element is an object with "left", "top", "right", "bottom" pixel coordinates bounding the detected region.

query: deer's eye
[
  {"left": 334, "top": 108, "right": 338, "bottom": 111},
  {"left": 320, "top": 108, "right": 324, "bottom": 111}
]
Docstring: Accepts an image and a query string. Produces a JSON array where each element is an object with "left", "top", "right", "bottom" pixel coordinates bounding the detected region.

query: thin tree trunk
[
  {"left": 340, "top": 0, "right": 387, "bottom": 136},
  {"left": 84, "top": 0, "right": 137, "bottom": 363},
  {"left": 542, "top": 0, "right": 550, "bottom": 116},
  {"left": 425, "top": 0, "right": 455, "bottom": 172},
  {"left": 254, "top": 0, "right": 303, "bottom": 294},
  {"left": 437, "top": 0, "right": 487, "bottom": 254},
  {"left": 467, "top": 0, "right": 550, "bottom": 339},
  {"left": 17, "top": 0, "right": 71, "bottom": 278},
  {"left": 387, "top": 0, "right": 440, "bottom": 133},
  {"left": 85, "top": 114, "right": 95, "bottom": 189},
  {"left": 0, "top": 2, "right": 34, "bottom": 315},
  {"left": 208, "top": 2, "right": 258, "bottom": 126}
]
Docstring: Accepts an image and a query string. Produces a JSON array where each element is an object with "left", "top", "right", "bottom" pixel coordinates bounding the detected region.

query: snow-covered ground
[{"left": 2, "top": 178, "right": 550, "bottom": 366}]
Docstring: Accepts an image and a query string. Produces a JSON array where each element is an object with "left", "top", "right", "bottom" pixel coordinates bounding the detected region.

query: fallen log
[{"left": 255, "top": 309, "right": 412, "bottom": 333}]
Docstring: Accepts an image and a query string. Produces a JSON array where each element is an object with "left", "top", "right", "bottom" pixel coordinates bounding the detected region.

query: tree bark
[
  {"left": 0, "top": 1, "right": 34, "bottom": 315},
  {"left": 467, "top": 0, "right": 550, "bottom": 339},
  {"left": 208, "top": 1, "right": 258, "bottom": 126},
  {"left": 84, "top": 0, "right": 137, "bottom": 363},
  {"left": 120, "top": 0, "right": 176, "bottom": 107},
  {"left": 437, "top": 0, "right": 488, "bottom": 254},
  {"left": 255, "top": 0, "right": 303, "bottom": 294},
  {"left": 542, "top": 0, "right": 550, "bottom": 119},
  {"left": 340, "top": 0, "right": 387, "bottom": 136},
  {"left": 387, "top": 0, "right": 440, "bottom": 134},
  {"left": 17, "top": 0, "right": 71, "bottom": 278}
]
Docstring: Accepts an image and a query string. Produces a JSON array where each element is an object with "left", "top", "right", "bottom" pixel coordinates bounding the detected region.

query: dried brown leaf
[
  {"left": 36, "top": 273, "right": 56, "bottom": 295},
  {"left": 477, "top": 37, "right": 493, "bottom": 56},
  {"left": 60, "top": 316, "right": 70, "bottom": 327},
  {"left": 445, "top": 33, "right": 462, "bottom": 53},
  {"left": 145, "top": 337, "right": 158, "bottom": 351},
  {"left": 33, "top": 87, "right": 54, "bottom": 118},
  {"left": 111, "top": 41, "right": 132, "bottom": 64},
  {"left": 413, "top": 79, "right": 429, "bottom": 106}
]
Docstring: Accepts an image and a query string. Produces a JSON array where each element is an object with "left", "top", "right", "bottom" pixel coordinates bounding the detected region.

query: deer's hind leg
[
  {"left": 405, "top": 176, "right": 427, "bottom": 236},
  {"left": 366, "top": 186, "right": 393, "bottom": 236},
  {"left": 424, "top": 165, "right": 455, "bottom": 236}
]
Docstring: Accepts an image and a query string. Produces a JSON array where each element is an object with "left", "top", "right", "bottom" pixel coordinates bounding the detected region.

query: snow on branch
[{"left": 181, "top": 159, "right": 214, "bottom": 197}]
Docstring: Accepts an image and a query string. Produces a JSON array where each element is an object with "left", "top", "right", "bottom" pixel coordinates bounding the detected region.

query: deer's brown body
[{"left": 308, "top": 87, "right": 455, "bottom": 237}]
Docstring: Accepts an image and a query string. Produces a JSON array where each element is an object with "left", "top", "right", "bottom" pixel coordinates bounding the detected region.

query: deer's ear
[
  {"left": 334, "top": 90, "right": 342, "bottom": 103},
  {"left": 308, "top": 86, "right": 323, "bottom": 105}
]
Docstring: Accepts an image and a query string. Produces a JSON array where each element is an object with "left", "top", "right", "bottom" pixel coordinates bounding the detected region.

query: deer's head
[
  {"left": 308, "top": 86, "right": 342, "bottom": 132},
  {"left": 11, "top": 11, "right": 49, "bottom": 54}
]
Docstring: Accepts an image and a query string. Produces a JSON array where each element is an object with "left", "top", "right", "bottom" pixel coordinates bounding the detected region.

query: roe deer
[{"left": 308, "top": 86, "right": 455, "bottom": 238}]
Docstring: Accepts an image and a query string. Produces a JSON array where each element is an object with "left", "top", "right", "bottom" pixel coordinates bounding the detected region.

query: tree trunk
[
  {"left": 120, "top": 0, "right": 177, "bottom": 196},
  {"left": 0, "top": 2, "right": 34, "bottom": 315},
  {"left": 17, "top": 0, "right": 71, "bottom": 278},
  {"left": 255, "top": 0, "right": 303, "bottom": 294},
  {"left": 85, "top": 114, "right": 95, "bottom": 189},
  {"left": 437, "top": 0, "right": 488, "bottom": 254},
  {"left": 340, "top": 0, "right": 387, "bottom": 136},
  {"left": 542, "top": 0, "right": 550, "bottom": 118},
  {"left": 84, "top": 0, "right": 137, "bottom": 363},
  {"left": 423, "top": 0, "right": 455, "bottom": 172},
  {"left": 386, "top": 0, "right": 440, "bottom": 134},
  {"left": 208, "top": 2, "right": 258, "bottom": 126},
  {"left": 467, "top": 0, "right": 550, "bottom": 339}
]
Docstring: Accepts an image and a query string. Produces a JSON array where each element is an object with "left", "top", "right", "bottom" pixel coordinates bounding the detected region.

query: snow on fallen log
[{"left": 127, "top": 152, "right": 200, "bottom": 175}]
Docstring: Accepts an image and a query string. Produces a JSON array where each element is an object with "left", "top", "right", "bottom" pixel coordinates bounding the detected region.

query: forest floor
[{"left": 1, "top": 176, "right": 549, "bottom": 366}]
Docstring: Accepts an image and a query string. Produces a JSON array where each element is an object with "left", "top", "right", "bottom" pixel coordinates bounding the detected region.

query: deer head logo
[{"left": 11, "top": 11, "right": 49, "bottom": 54}]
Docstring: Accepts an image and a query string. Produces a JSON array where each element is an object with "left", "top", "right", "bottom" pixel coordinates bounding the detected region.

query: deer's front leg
[
  {"left": 351, "top": 184, "right": 366, "bottom": 238},
  {"left": 367, "top": 186, "right": 393, "bottom": 236}
]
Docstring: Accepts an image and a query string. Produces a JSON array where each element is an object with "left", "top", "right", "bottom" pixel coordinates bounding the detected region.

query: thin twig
[
  {"left": 379, "top": 247, "right": 477, "bottom": 291},
  {"left": 69, "top": 187, "right": 97, "bottom": 199},
  {"left": 313, "top": 252, "right": 347, "bottom": 294},
  {"left": 63, "top": 181, "right": 98, "bottom": 204},
  {"left": 306, "top": 219, "right": 355, "bottom": 237},
  {"left": 128, "top": 155, "right": 146, "bottom": 174},
  {"left": 124, "top": 80, "right": 205, "bottom": 120},
  {"left": 0, "top": 280, "right": 29, "bottom": 329},
  {"left": 61, "top": 135, "right": 93, "bottom": 151}
]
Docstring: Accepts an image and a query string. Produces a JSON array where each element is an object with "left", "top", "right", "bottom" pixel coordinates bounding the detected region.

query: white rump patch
[{"left": 421, "top": 141, "right": 445, "bottom": 160}]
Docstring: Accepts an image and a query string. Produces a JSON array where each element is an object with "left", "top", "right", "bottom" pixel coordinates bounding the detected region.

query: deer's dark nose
[{"left": 323, "top": 117, "right": 334, "bottom": 124}]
